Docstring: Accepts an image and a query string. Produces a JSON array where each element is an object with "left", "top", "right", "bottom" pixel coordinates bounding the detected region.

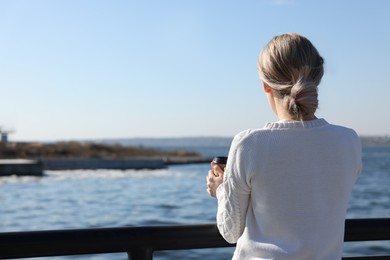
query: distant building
[
  {"left": 1, "top": 132, "right": 8, "bottom": 144},
  {"left": 0, "top": 127, "right": 14, "bottom": 144}
]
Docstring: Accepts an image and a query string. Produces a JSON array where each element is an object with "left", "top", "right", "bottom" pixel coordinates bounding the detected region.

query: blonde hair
[{"left": 257, "top": 33, "right": 324, "bottom": 120}]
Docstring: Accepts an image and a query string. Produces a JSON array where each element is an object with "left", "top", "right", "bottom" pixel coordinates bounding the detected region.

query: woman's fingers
[
  {"left": 210, "top": 162, "right": 224, "bottom": 177},
  {"left": 207, "top": 169, "right": 224, "bottom": 197}
]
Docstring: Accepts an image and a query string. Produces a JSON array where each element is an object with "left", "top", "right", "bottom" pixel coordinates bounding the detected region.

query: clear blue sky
[{"left": 1, "top": 0, "right": 389, "bottom": 141}]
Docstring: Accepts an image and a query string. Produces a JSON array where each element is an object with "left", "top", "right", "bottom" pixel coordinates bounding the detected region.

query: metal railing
[{"left": 0, "top": 218, "right": 389, "bottom": 259}]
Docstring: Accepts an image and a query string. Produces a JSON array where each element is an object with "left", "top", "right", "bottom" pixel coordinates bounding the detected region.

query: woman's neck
[{"left": 274, "top": 99, "right": 316, "bottom": 121}]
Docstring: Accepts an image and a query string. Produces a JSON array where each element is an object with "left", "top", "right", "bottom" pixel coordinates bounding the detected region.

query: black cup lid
[{"left": 212, "top": 156, "right": 228, "bottom": 164}]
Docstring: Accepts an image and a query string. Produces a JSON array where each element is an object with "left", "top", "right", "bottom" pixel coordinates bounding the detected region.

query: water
[{"left": 0, "top": 140, "right": 389, "bottom": 259}]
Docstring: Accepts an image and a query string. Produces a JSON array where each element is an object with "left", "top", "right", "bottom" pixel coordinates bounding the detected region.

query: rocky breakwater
[{"left": 0, "top": 142, "right": 207, "bottom": 174}]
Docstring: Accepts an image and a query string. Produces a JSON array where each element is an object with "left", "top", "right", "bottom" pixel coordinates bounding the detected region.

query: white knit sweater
[{"left": 216, "top": 119, "right": 362, "bottom": 259}]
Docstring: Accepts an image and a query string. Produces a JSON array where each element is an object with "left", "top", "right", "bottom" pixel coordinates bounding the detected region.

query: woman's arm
[
  {"left": 207, "top": 133, "right": 252, "bottom": 243},
  {"left": 215, "top": 172, "right": 250, "bottom": 243}
]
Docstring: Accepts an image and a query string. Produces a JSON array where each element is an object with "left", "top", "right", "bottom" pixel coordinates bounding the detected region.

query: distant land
[
  {"left": 0, "top": 136, "right": 389, "bottom": 160},
  {"left": 0, "top": 141, "right": 201, "bottom": 159},
  {"left": 359, "top": 136, "right": 390, "bottom": 146},
  {"left": 93, "top": 136, "right": 390, "bottom": 147}
]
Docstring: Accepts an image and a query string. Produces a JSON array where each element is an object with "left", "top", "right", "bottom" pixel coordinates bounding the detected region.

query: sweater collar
[{"left": 264, "top": 118, "right": 328, "bottom": 130}]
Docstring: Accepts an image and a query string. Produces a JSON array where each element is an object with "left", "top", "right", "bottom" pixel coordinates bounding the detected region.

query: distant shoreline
[
  {"left": 360, "top": 136, "right": 390, "bottom": 146},
  {"left": 1, "top": 136, "right": 389, "bottom": 161},
  {"left": 0, "top": 141, "right": 204, "bottom": 160},
  {"left": 7, "top": 135, "right": 390, "bottom": 148}
]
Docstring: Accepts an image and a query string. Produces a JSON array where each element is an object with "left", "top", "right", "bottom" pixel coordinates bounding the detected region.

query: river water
[{"left": 0, "top": 142, "right": 389, "bottom": 259}]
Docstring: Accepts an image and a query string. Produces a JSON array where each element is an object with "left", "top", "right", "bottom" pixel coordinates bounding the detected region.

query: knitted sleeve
[{"left": 216, "top": 132, "right": 251, "bottom": 244}]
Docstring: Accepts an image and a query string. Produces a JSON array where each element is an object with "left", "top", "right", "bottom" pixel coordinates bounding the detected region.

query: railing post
[{"left": 127, "top": 248, "right": 153, "bottom": 260}]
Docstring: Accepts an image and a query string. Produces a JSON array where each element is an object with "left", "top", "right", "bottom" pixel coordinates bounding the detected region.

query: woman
[{"left": 206, "top": 33, "right": 362, "bottom": 259}]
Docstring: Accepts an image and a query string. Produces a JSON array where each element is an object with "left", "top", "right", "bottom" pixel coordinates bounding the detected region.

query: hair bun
[{"left": 288, "top": 79, "right": 318, "bottom": 119}]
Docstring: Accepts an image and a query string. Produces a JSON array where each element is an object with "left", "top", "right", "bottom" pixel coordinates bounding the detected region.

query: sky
[{"left": 1, "top": 0, "right": 389, "bottom": 141}]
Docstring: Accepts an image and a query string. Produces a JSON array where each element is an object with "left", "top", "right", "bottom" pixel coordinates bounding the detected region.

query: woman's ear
[{"left": 263, "top": 83, "right": 272, "bottom": 93}]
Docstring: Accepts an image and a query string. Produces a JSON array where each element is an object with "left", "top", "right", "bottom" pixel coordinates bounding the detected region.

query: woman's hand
[{"left": 206, "top": 161, "right": 225, "bottom": 197}]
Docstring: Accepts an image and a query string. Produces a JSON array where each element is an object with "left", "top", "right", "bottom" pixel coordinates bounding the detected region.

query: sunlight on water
[{"left": 44, "top": 168, "right": 196, "bottom": 180}]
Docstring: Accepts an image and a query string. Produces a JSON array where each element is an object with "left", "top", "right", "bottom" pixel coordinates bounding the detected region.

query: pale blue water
[{"left": 0, "top": 140, "right": 389, "bottom": 259}]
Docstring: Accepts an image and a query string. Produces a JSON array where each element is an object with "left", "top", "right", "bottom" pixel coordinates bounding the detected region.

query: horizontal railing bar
[
  {"left": 344, "top": 218, "right": 390, "bottom": 241},
  {"left": 342, "top": 257, "right": 390, "bottom": 260},
  {"left": 0, "top": 224, "right": 229, "bottom": 259},
  {"left": 0, "top": 218, "right": 388, "bottom": 259}
]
